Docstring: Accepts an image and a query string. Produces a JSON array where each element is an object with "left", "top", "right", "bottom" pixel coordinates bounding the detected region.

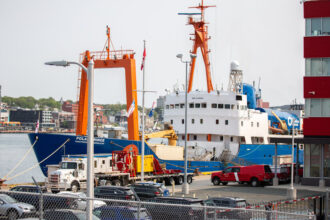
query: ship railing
[{"left": 80, "top": 50, "right": 135, "bottom": 61}]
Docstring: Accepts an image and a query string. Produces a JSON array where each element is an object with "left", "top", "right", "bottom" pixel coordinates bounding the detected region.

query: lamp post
[
  {"left": 45, "top": 60, "right": 95, "bottom": 220},
  {"left": 287, "top": 118, "right": 297, "bottom": 199},
  {"left": 176, "top": 53, "right": 197, "bottom": 195}
]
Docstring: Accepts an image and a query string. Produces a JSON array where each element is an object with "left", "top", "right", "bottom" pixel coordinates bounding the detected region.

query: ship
[{"left": 28, "top": 0, "right": 303, "bottom": 177}]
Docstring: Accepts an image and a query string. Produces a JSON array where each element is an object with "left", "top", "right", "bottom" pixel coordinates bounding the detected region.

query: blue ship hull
[
  {"left": 28, "top": 133, "right": 224, "bottom": 176},
  {"left": 28, "top": 133, "right": 303, "bottom": 177}
]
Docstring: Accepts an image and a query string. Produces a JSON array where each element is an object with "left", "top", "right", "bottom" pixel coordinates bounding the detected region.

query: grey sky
[{"left": 0, "top": 0, "right": 304, "bottom": 107}]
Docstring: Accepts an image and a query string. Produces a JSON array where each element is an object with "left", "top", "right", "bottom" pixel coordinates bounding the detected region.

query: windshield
[
  {"left": 61, "top": 162, "right": 77, "bottom": 169},
  {"left": 236, "top": 201, "right": 247, "bottom": 207},
  {"left": 76, "top": 212, "right": 100, "bottom": 220},
  {"left": 264, "top": 165, "right": 272, "bottom": 173},
  {"left": 0, "top": 195, "right": 18, "bottom": 204}
]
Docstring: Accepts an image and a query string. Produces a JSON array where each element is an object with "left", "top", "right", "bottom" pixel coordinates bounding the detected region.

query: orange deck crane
[
  {"left": 76, "top": 26, "right": 139, "bottom": 141},
  {"left": 181, "top": 0, "right": 215, "bottom": 93}
]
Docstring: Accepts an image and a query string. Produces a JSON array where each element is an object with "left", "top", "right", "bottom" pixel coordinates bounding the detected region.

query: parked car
[
  {"left": 270, "top": 166, "right": 290, "bottom": 183},
  {"left": 10, "top": 185, "right": 47, "bottom": 193},
  {"left": 94, "top": 186, "right": 136, "bottom": 201},
  {"left": 211, "top": 165, "right": 274, "bottom": 187},
  {"left": 145, "top": 197, "right": 204, "bottom": 220},
  {"left": 93, "top": 205, "right": 152, "bottom": 220},
  {"left": 203, "top": 197, "right": 252, "bottom": 219},
  {"left": 8, "top": 187, "right": 73, "bottom": 210},
  {"left": 130, "top": 182, "right": 169, "bottom": 200},
  {"left": 281, "top": 163, "right": 303, "bottom": 178},
  {"left": 0, "top": 194, "right": 36, "bottom": 220},
  {"left": 57, "top": 192, "right": 106, "bottom": 210},
  {"left": 44, "top": 209, "right": 100, "bottom": 220}
]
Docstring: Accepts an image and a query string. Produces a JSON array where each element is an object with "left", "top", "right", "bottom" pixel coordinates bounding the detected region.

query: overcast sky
[{"left": 0, "top": 0, "right": 304, "bottom": 107}]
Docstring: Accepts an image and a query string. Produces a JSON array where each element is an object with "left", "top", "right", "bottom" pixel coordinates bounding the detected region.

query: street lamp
[
  {"left": 176, "top": 53, "right": 197, "bottom": 195},
  {"left": 287, "top": 119, "right": 297, "bottom": 199},
  {"left": 45, "top": 59, "right": 95, "bottom": 220}
]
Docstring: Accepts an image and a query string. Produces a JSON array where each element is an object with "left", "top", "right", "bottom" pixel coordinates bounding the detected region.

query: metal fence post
[
  {"left": 204, "top": 204, "right": 207, "bottom": 220},
  {"left": 213, "top": 207, "right": 216, "bottom": 220},
  {"left": 138, "top": 200, "right": 141, "bottom": 220},
  {"left": 39, "top": 193, "right": 43, "bottom": 220}
]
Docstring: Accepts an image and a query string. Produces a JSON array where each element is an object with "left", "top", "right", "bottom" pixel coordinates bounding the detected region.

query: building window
[
  {"left": 325, "top": 144, "right": 330, "bottom": 178},
  {"left": 94, "top": 161, "right": 97, "bottom": 168},
  {"left": 200, "top": 119, "right": 203, "bottom": 124},
  {"left": 230, "top": 137, "right": 233, "bottom": 142},
  {"left": 211, "top": 103, "right": 217, "bottom": 108},
  {"left": 306, "top": 58, "right": 330, "bottom": 76},
  {"left": 231, "top": 105, "right": 235, "bottom": 109},
  {"left": 218, "top": 104, "right": 224, "bottom": 109},
  {"left": 305, "top": 98, "right": 330, "bottom": 117},
  {"left": 189, "top": 103, "right": 194, "bottom": 108},
  {"left": 180, "top": 103, "right": 184, "bottom": 108},
  {"left": 310, "top": 144, "right": 321, "bottom": 177},
  {"left": 195, "top": 103, "right": 201, "bottom": 108},
  {"left": 192, "top": 119, "right": 195, "bottom": 124},
  {"left": 193, "top": 135, "right": 197, "bottom": 140},
  {"left": 170, "top": 120, "right": 173, "bottom": 124},
  {"left": 225, "top": 120, "right": 228, "bottom": 125},
  {"left": 241, "top": 121, "right": 243, "bottom": 126},
  {"left": 225, "top": 104, "right": 230, "bottom": 109},
  {"left": 201, "top": 103, "right": 207, "bottom": 108},
  {"left": 216, "top": 119, "right": 219, "bottom": 124},
  {"left": 220, "top": 136, "right": 223, "bottom": 141},
  {"left": 182, "top": 119, "right": 184, "bottom": 124},
  {"left": 306, "top": 17, "right": 330, "bottom": 36}
]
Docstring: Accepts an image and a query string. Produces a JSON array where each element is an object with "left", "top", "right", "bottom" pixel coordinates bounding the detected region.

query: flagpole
[{"left": 141, "top": 40, "right": 146, "bottom": 182}]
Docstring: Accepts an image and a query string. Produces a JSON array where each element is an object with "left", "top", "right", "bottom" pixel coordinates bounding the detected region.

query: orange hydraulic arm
[
  {"left": 185, "top": 0, "right": 215, "bottom": 93},
  {"left": 76, "top": 27, "right": 139, "bottom": 141}
]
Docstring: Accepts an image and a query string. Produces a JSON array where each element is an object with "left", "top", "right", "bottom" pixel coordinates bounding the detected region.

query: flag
[
  {"left": 148, "top": 101, "right": 156, "bottom": 117},
  {"left": 126, "top": 100, "right": 135, "bottom": 118},
  {"left": 140, "top": 47, "right": 146, "bottom": 70},
  {"left": 35, "top": 120, "right": 39, "bottom": 133}
]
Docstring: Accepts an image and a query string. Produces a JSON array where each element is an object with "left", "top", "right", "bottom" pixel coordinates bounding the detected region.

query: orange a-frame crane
[
  {"left": 184, "top": 0, "right": 215, "bottom": 93},
  {"left": 76, "top": 26, "right": 139, "bottom": 141}
]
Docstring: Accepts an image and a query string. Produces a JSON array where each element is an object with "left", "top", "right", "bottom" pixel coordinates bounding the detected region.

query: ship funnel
[
  {"left": 230, "top": 60, "right": 240, "bottom": 71},
  {"left": 228, "top": 61, "right": 243, "bottom": 94}
]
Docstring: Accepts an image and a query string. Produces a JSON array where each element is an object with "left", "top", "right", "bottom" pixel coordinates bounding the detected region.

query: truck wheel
[
  {"left": 7, "top": 210, "right": 18, "bottom": 220},
  {"left": 112, "top": 179, "right": 122, "bottom": 186},
  {"left": 251, "top": 178, "right": 259, "bottom": 187},
  {"left": 222, "top": 182, "right": 228, "bottom": 185},
  {"left": 165, "top": 177, "right": 175, "bottom": 186},
  {"left": 187, "top": 175, "right": 193, "bottom": 184},
  {"left": 212, "top": 177, "right": 220, "bottom": 185},
  {"left": 175, "top": 176, "right": 184, "bottom": 185},
  {"left": 71, "top": 182, "right": 80, "bottom": 192}
]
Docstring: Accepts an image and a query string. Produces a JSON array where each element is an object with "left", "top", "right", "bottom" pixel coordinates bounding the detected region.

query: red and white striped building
[{"left": 303, "top": 0, "right": 330, "bottom": 186}]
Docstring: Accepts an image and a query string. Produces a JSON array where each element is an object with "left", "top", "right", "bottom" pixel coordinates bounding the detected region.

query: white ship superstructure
[{"left": 164, "top": 62, "right": 269, "bottom": 161}]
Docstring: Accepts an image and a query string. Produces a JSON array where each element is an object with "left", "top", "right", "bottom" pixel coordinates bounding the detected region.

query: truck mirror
[{"left": 73, "top": 170, "right": 78, "bottom": 177}]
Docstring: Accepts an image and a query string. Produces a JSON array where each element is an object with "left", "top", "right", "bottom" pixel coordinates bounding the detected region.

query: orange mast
[
  {"left": 76, "top": 27, "right": 139, "bottom": 141},
  {"left": 184, "top": 0, "right": 215, "bottom": 93}
]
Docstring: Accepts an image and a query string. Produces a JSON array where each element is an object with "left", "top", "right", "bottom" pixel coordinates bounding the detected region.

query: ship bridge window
[
  {"left": 189, "top": 103, "right": 194, "bottom": 108},
  {"left": 218, "top": 104, "right": 224, "bottom": 109},
  {"left": 257, "top": 122, "right": 259, "bottom": 127},
  {"left": 225, "top": 104, "right": 230, "bottom": 109},
  {"left": 195, "top": 103, "right": 201, "bottom": 108},
  {"left": 175, "top": 104, "right": 179, "bottom": 109},
  {"left": 212, "top": 103, "right": 217, "bottom": 108},
  {"left": 251, "top": 122, "right": 253, "bottom": 127},
  {"left": 192, "top": 119, "right": 195, "bottom": 124},
  {"left": 231, "top": 105, "right": 235, "bottom": 109},
  {"left": 170, "top": 104, "right": 174, "bottom": 109},
  {"left": 180, "top": 103, "right": 185, "bottom": 108},
  {"left": 220, "top": 136, "right": 223, "bottom": 141},
  {"left": 182, "top": 119, "right": 184, "bottom": 124},
  {"left": 230, "top": 137, "right": 233, "bottom": 142},
  {"left": 200, "top": 119, "right": 203, "bottom": 124},
  {"left": 241, "top": 121, "right": 243, "bottom": 126},
  {"left": 166, "top": 105, "right": 169, "bottom": 109},
  {"left": 202, "top": 103, "right": 207, "bottom": 108},
  {"left": 193, "top": 135, "right": 197, "bottom": 140},
  {"left": 236, "top": 95, "right": 242, "bottom": 101},
  {"left": 216, "top": 119, "right": 219, "bottom": 124},
  {"left": 170, "top": 120, "right": 173, "bottom": 124},
  {"left": 225, "top": 120, "right": 228, "bottom": 125}
]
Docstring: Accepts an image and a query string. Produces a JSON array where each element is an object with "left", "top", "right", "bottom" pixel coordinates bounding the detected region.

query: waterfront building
[{"left": 303, "top": 0, "right": 330, "bottom": 186}]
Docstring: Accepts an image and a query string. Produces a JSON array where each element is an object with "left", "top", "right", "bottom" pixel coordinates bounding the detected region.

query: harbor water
[{"left": 0, "top": 134, "right": 45, "bottom": 184}]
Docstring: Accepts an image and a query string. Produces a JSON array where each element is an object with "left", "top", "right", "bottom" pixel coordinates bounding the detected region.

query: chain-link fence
[{"left": 0, "top": 190, "right": 317, "bottom": 220}]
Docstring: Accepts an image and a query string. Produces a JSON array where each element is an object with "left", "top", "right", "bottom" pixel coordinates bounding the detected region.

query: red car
[
  {"left": 211, "top": 165, "right": 274, "bottom": 187},
  {"left": 280, "top": 163, "right": 303, "bottom": 178}
]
